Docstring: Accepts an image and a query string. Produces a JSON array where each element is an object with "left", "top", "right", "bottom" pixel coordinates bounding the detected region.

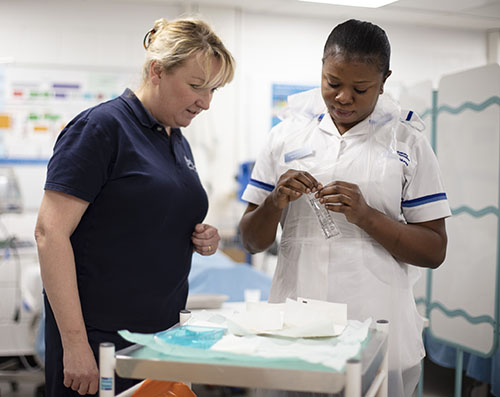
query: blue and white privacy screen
[{"left": 432, "top": 63, "right": 500, "bottom": 358}]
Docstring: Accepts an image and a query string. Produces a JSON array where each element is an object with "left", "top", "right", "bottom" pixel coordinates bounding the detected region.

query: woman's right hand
[
  {"left": 270, "top": 169, "right": 322, "bottom": 209},
  {"left": 239, "top": 170, "right": 321, "bottom": 254},
  {"left": 63, "top": 341, "right": 99, "bottom": 395}
]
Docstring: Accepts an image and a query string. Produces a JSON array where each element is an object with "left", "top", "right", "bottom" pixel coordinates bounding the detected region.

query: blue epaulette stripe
[
  {"left": 406, "top": 110, "right": 413, "bottom": 121},
  {"left": 402, "top": 193, "right": 447, "bottom": 208},
  {"left": 249, "top": 178, "right": 274, "bottom": 192},
  {"left": 397, "top": 151, "right": 409, "bottom": 160}
]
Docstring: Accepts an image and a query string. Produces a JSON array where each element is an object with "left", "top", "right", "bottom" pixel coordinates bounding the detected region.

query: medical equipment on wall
[
  {"left": 0, "top": 168, "right": 25, "bottom": 324},
  {"left": 0, "top": 167, "right": 44, "bottom": 395},
  {"left": 0, "top": 167, "right": 22, "bottom": 214}
]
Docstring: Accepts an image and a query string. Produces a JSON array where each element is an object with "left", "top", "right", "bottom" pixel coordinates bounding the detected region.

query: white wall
[
  {"left": 235, "top": 12, "right": 487, "bottom": 161},
  {"left": 0, "top": 0, "right": 489, "bottom": 231}
]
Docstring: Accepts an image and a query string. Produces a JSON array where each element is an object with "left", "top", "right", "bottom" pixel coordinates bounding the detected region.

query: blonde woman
[{"left": 35, "top": 18, "right": 234, "bottom": 396}]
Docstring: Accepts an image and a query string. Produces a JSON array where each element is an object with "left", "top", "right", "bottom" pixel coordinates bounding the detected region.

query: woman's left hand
[
  {"left": 192, "top": 223, "right": 221, "bottom": 256},
  {"left": 317, "top": 181, "right": 372, "bottom": 226}
]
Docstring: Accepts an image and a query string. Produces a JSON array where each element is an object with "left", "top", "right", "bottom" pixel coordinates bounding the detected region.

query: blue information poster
[{"left": 271, "top": 83, "right": 317, "bottom": 128}]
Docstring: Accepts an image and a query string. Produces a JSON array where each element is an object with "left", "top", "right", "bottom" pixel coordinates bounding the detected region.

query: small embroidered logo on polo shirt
[
  {"left": 184, "top": 155, "right": 197, "bottom": 172},
  {"left": 397, "top": 151, "right": 410, "bottom": 166}
]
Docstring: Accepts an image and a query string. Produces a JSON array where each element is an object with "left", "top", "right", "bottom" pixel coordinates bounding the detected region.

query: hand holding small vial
[{"left": 306, "top": 192, "right": 341, "bottom": 239}]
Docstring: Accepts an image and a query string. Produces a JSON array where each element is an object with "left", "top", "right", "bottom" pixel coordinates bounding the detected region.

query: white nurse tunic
[{"left": 242, "top": 88, "right": 451, "bottom": 396}]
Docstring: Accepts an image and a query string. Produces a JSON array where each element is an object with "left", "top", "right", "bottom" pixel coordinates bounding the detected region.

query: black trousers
[{"left": 44, "top": 295, "right": 141, "bottom": 396}]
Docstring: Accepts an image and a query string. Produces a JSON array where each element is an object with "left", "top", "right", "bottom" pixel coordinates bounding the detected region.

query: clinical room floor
[{"left": 0, "top": 357, "right": 493, "bottom": 396}]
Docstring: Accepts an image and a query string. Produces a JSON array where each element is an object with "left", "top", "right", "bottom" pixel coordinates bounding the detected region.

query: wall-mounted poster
[
  {"left": 272, "top": 83, "right": 317, "bottom": 128},
  {"left": 0, "top": 63, "right": 137, "bottom": 163}
]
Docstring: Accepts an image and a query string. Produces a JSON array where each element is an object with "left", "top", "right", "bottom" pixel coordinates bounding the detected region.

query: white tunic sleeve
[
  {"left": 241, "top": 123, "right": 285, "bottom": 205},
  {"left": 401, "top": 131, "right": 452, "bottom": 223}
]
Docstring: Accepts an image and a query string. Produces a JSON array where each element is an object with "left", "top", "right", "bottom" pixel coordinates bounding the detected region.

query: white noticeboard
[{"left": 431, "top": 63, "right": 500, "bottom": 357}]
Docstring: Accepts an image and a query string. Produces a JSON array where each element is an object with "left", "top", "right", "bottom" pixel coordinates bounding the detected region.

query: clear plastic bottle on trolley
[{"left": 306, "top": 192, "right": 341, "bottom": 239}]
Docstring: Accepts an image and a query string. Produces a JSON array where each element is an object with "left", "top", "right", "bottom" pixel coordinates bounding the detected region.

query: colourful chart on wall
[{"left": 0, "top": 64, "right": 137, "bottom": 163}]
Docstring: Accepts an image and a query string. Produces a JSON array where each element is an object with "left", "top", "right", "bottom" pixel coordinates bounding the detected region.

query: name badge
[{"left": 284, "top": 145, "right": 314, "bottom": 163}]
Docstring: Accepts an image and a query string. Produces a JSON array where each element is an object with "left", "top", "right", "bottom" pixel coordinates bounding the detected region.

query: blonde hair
[{"left": 142, "top": 18, "right": 235, "bottom": 89}]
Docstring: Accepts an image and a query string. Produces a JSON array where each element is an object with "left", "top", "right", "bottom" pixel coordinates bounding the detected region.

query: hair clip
[{"left": 143, "top": 28, "right": 156, "bottom": 50}]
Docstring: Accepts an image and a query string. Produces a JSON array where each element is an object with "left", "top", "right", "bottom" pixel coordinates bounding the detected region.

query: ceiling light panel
[{"left": 297, "top": 0, "right": 399, "bottom": 8}]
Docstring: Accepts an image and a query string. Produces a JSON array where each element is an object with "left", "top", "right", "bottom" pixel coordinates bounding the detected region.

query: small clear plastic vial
[{"left": 306, "top": 193, "right": 341, "bottom": 239}]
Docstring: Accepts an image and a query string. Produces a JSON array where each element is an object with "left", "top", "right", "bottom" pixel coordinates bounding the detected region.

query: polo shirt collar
[{"left": 120, "top": 88, "right": 162, "bottom": 130}]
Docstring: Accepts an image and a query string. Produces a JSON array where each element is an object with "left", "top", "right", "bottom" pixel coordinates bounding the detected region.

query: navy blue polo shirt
[{"left": 45, "top": 89, "right": 209, "bottom": 333}]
